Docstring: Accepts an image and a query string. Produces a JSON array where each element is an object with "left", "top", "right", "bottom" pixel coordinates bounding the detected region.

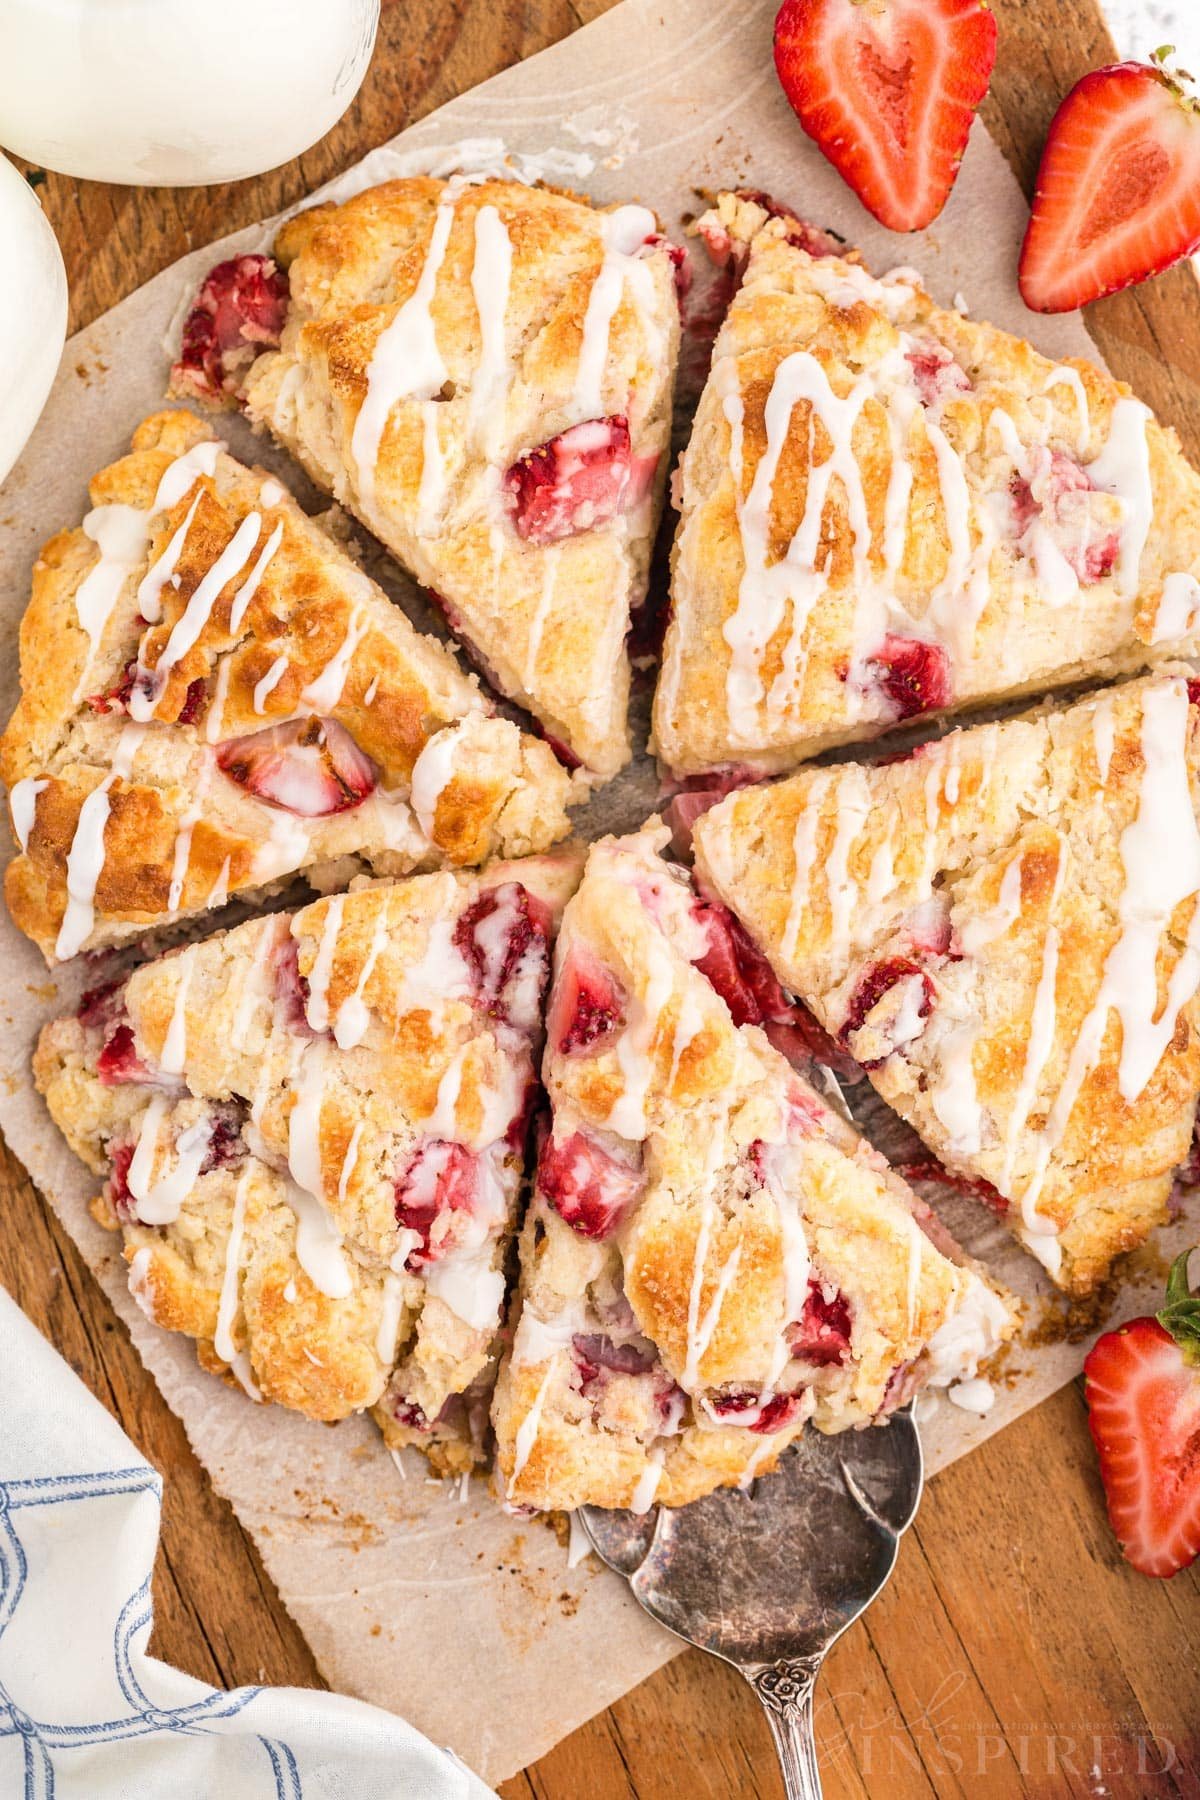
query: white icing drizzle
[
  {"left": 409, "top": 724, "right": 463, "bottom": 839},
  {"left": 337, "top": 1121, "right": 363, "bottom": 1210},
  {"left": 129, "top": 510, "right": 265, "bottom": 721},
  {"left": 1015, "top": 680, "right": 1200, "bottom": 1234},
  {"left": 823, "top": 765, "right": 872, "bottom": 971},
  {"left": 467, "top": 203, "right": 514, "bottom": 460},
  {"left": 1087, "top": 396, "right": 1153, "bottom": 600},
  {"left": 301, "top": 602, "right": 369, "bottom": 712},
  {"left": 352, "top": 201, "right": 457, "bottom": 505},
  {"left": 259, "top": 479, "right": 284, "bottom": 508},
  {"left": 214, "top": 1169, "right": 252, "bottom": 1365},
  {"left": 721, "top": 354, "right": 873, "bottom": 739},
  {"left": 304, "top": 895, "right": 346, "bottom": 1034},
  {"left": 1043, "top": 366, "right": 1090, "bottom": 454},
  {"left": 127, "top": 1096, "right": 213, "bottom": 1227},
  {"left": 1092, "top": 695, "right": 1116, "bottom": 786},
  {"left": 160, "top": 946, "right": 197, "bottom": 1076},
  {"left": 72, "top": 441, "right": 222, "bottom": 692},
  {"left": 508, "top": 1363, "right": 557, "bottom": 1493},
  {"left": 524, "top": 543, "right": 560, "bottom": 688},
  {"left": 55, "top": 723, "right": 145, "bottom": 959},
  {"left": 253, "top": 655, "right": 289, "bottom": 712},
  {"left": 227, "top": 520, "right": 284, "bottom": 635},
  {"left": 928, "top": 1017, "right": 984, "bottom": 1157},
  {"left": 681, "top": 1178, "right": 743, "bottom": 1393},
  {"left": 285, "top": 1042, "right": 354, "bottom": 1297},
  {"left": 375, "top": 1270, "right": 406, "bottom": 1365},
  {"left": 738, "top": 1436, "right": 777, "bottom": 1492},
  {"left": 415, "top": 405, "right": 447, "bottom": 537},
  {"left": 207, "top": 857, "right": 231, "bottom": 911},
  {"left": 166, "top": 758, "right": 212, "bottom": 915},
  {"left": 1150, "top": 572, "right": 1200, "bottom": 645},
  {"left": 608, "top": 935, "right": 675, "bottom": 1139},
  {"left": 205, "top": 656, "right": 234, "bottom": 744},
  {"left": 958, "top": 852, "right": 1024, "bottom": 955},
  {"left": 231, "top": 920, "right": 278, "bottom": 1052},
  {"left": 9, "top": 777, "right": 48, "bottom": 851},
  {"left": 923, "top": 1274, "right": 1009, "bottom": 1392},
  {"left": 783, "top": 788, "right": 822, "bottom": 961},
  {"left": 136, "top": 492, "right": 203, "bottom": 622},
  {"left": 573, "top": 203, "right": 658, "bottom": 418},
  {"left": 1000, "top": 841, "right": 1066, "bottom": 1202},
  {"left": 630, "top": 1444, "right": 666, "bottom": 1515},
  {"left": 335, "top": 891, "right": 392, "bottom": 1050}
]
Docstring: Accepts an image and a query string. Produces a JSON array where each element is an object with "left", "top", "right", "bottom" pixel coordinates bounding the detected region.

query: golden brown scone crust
[
  {"left": 654, "top": 193, "right": 1200, "bottom": 777},
  {"left": 2, "top": 410, "right": 573, "bottom": 963},
  {"left": 492, "top": 823, "right": 1014, "bottom": 1512},
  {"left": 34, "top": 855, "right": 579, "bottom": 1470},
  {"left": 694, "top": 670, "right": 1200, "bottom": 1294},
  {"left": 240, "top": 178, "right": 680, "bottom": 778}
]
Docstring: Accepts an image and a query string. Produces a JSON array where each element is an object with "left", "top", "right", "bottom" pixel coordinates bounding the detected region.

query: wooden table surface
[{"left": 4, "top": 2, "right": 1200, "bottom": 1795}]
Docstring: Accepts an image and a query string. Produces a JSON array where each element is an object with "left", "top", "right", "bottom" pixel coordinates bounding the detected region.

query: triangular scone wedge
[
  {"left": 654, "top": 191, "right": 1200, "bottom": 778},
  {"left": 173, "top": 178, "right": 681, "bottom": 780},
  {"left": 491, "top": 824, "right": 1013, "bottom": 1513},
  {"left": 1, "top": 411, "right": 572, "bottom": 964},
  {"left": 34, "top": 854, "right": 581, "bottom": 1475},
  {"left": 694, "top": 670, "right": 1200, "bottom": 1294}
]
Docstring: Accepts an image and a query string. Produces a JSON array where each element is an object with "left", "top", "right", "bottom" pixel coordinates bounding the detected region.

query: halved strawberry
[
  {"left": 1083, "top": 1250, "right": 1200, "bottom": 1578},
  {"left": 1020, "top": 59, "right": 1200, "bottom": 313},
  {"left": 216, "top": 717, "right": 377, "bottom": 817},
  {"left": 773, "top": 0, "right": 997, "bottom": 233}
]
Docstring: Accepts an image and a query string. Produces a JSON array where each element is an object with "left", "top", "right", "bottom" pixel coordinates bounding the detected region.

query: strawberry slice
[
  {"left": 538, "top": 1128, "right": 645, "bottom": 1239},
  {"left": 504, "top": 417, "right": 658, "bottom": 546},
  {"left": 216, "top": 717, "right": 377, "bottom": 817},
  {"left": 547, "top": 947, "right": 626, "bottom": 1056},
  {"left": 171, "top": 254, "right": 290, "bottom": 406},
  {"left": 773, "top": 0, "right": 998, "bottom": 233},
  {"left": 1020, "top": 59, "right": 1200, "bottom": 313},
  {"left": 1084, "top": 1250, "right": 1200, "bottom": 1578}
]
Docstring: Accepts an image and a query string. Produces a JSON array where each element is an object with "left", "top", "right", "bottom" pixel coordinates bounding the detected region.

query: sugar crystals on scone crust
[
  {"left": 491, "top": 823, "right": 1013, "bottom": 1514},
  {"left": 34, "top": 856, "right": 579, "bottom": 1473},
  {"left": 1, "top": 410, "right": 573, "bottom": 964},
  {"left": 654, "top": 191, "right": 1200, "bottom": 779},
  {"left": 172, "top": 177, "right": 682, "bottom": 780},
  {"left": 694, "top": 669, "right": 1200, "bottom": 1295}
]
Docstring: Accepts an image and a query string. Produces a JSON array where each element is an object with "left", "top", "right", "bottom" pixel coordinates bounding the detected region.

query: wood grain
[{"left": 3, "top": 1, "right": 1200, "bottom": 1795}]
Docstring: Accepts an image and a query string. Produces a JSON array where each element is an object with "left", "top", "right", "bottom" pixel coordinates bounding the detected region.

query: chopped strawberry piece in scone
[
  {"left": 708, "top": 1389, "right": 808, "bottom": 1434},
  {"left": 504, "top": 417, "right": 657, "bottom": 546},
  {"left": 906, "top": 340, "right": 971, "bottom": 408},
  {"left": 77, "top": 978, "right": 125, "bottom": 1032},
  {"left": 394, "top": 1139, "right": 482, "bottom": 1266},
  {"left": 170, "top": 254, "right": 290, "bottom": 406},
  {"left": 96, "top": 1023, "right": 155, "bottom": 1087},
  {"left": 690, "top": 895, "right": 791, "bottom": 1026},
  {"left": 641, "top": 234, "right": 691, "bottom": 300},
  {"left": 537, "top": 1128, "right": 645, "bottom": 1239},
  {"left": 1084, "top": 1250, "right": 1200, "bottom": 1577},
  {"left": 773, "top": 0, "right": 998, "bottom": 232},
  {"left": 105, "top": 1141, "right": 138, "bottom": 1223},
  {"left": 1010, "top": 449, "right": 1121, "bottom": 583},
  {"left": 216, "top": 717, "right": 377, "bottom": 816},
  {"left": 453, "top": 883, "right": 551, "bottom": 1034},
  {"left": 572, "top": 1332, "right": 659, "bottom": 1380},
  {"left": 856, "top": 634, "right": 952, "bottom": 722},
  {"left": 1020, "top": 58, "right": 1200, "bottom": 313},
  {"left": 176, "top": 677, "right": 208, "bottom": 727},
  {"left": 841, "top": 957, "right": 936, "bottom": 1066},
  {"left": 787, "top": 1278, "right": 853, "bottom": 1366},
  {"left": 547, "top": 947, "right": 627, "bottom": 1056},
  {"left": 268, "top": 930, "right": 321, "bottom": 1039}
]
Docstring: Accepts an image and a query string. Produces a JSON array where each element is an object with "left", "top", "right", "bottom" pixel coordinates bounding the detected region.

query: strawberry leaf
[{"left": 1157, "top": 1247, "right": 1200, "bottom": 1367}]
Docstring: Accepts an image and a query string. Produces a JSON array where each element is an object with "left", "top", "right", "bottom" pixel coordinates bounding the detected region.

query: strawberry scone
[
  {"left": 654, "top": 192, "right": 1200, "bottom": 780},
  {"left": 35, "top": 858, "right": 578, "bottom": 1473},
  {"left": 172, "top": 178, "right": 682, "bottom": 780},
  {"left": 1, "top": 411, "right": 572, "bottom": 963},
  {"left": 694, "top": 670, "right": 1200, "bottom": 1294},
  {"left": 492, "top": 823, "right": 1014, "bottom": 1513}
]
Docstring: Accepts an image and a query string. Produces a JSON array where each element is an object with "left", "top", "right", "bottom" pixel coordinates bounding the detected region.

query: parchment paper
[{"left": 1, "top": 0, "right": 1197, "bottom": 1783}]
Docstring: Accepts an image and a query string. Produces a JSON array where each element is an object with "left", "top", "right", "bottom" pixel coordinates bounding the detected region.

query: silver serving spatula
[{"left": 581, "top": 1409, "right": 923, "bottom": 1799}]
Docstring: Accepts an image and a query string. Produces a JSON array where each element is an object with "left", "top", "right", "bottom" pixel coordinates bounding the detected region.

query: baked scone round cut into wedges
[
  {"left": 491, "top": 824, "right": 1014, "bottom": 1515},
  {"left": 0, "top": 410, "right": 573, "bottom": 964},
  {"left": 171, "top": 178, "right": 682, "bottom": 780},
  {"left": 34, "top": 855, "right": 580, "bottom": 1473},
  {"left": 654, "top": 190, "right": 1200, "bottom": 779},
  {"left": 693, "top": 669, "right": 1200, "bottom": 1296}
]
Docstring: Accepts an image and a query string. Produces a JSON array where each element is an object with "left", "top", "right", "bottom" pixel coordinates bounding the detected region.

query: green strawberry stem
[{"left": 1157, "top": 1248, "right": 1200, "bottom": 1366}]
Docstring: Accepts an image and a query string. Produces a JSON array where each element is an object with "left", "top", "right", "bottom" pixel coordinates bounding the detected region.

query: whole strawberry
[
  {"left": 773, "top": 0, "right": 998, "bottom": 233},
  {"left": 1020, "top": 54, "right": 1200, "bottom": 312},
  {"left": 1084, "top": 1249, "right": 1200, "bottom": 1578}
]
